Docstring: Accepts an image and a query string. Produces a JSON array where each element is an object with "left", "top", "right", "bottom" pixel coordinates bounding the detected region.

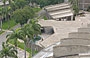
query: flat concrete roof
[{"left": 33, "top": 12, "right": 90, "bottom": 58}]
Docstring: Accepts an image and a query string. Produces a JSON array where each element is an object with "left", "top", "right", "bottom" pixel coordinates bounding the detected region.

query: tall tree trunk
[
  {"left": 31, "top": 40, "right": 34, "bottom": 57},
  {"left": 0, "top": 20, "right": 2, "bottom": 31},
  {"left": 15, "top": 40, "right": 18, "bottom": 57},
  {"left": 5, "top": 55, "right": 7, "bottom": 58},
  {"left": 24, "top": 43, "right": 26, "bottom": 58},
  {"left": 30, "top": 40, "right": 33, "bottom": 57}
]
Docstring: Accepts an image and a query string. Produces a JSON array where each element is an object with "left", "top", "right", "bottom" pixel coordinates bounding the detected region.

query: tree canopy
[
  {"left": 0, "top": 42, "right": 18, "bottom": 58},
  {"left": 31, "top": 0, "right": 64, "bottom": 8},
  {"left": 12, "top": 6, "right": 35, "bottom": 26}
]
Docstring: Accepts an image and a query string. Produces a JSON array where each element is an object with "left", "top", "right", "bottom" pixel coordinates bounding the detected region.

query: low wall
[
  {"left": 78, "top": 28, "right": 90, "bottom": 33},
  {"left": 87, "top": 24, "right": 90, "bottom": 27},
  {"left": 59, "top": 55, "right": 79, "bottom": 58},
  {"left": 26, "top": 43, "right": 43, "bottom": 52},
  {"left": 69, "top": 32, "right": 90, "bottom": 39},
  {"left": 60, "top": 38, "right": 90, "bottom": 45},
  {"left": 53, "top": 45, "right": 90, "bottom": 58}
]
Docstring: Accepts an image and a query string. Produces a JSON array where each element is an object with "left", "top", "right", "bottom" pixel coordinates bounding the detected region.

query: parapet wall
[
  {"left": 69, "top": 32, "right": 90, "bottom": 39},
  {"left": 78, "top": 28, "right": 90, "bottom": 33},
  {"left": 53, "top": 45, "right": 90, "bottom": 58},
  {"left": 61, "top": 38, "right": 90, "bottom": 45}
]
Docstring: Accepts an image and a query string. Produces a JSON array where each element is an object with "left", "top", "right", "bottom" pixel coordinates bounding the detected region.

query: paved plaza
[{"left": 33, "top": 12, "right": 90, "bottom": 58}]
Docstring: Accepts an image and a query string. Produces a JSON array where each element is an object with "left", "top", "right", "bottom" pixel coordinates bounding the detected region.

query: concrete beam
[
  {"left": 78, "top": 28, "right": 90, "bottom": 33},
  {"left": 53, "top": 45, "right": 90, "bottom": 58},
  {"left": 61, "top": 38, "right": 90, "bottom": 45},
  {"left": 87, "top": 24, "right": 90, "bottom": 28},
  {"left": 69, "top": 32, "right": 90, "bottom": 39}
]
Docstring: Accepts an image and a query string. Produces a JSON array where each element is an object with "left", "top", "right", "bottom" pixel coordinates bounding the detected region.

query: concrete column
[
  {"left": 82, "top": 0, "right": 85, "bottom": 10},
  {"left": 61, "top": 18, "right": 63, "bottom": 21},
  {"left": 71, "top": 15, "right": 73, "bottom": 21}
]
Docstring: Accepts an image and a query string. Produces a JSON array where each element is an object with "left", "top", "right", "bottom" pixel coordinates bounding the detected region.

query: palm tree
[
  {"left": 6, "top": 19, "right": 41, "bottom": 58},
  {"left": 24, "top": 19, "right": 41, "bottom": 56},
  {"left": 0, "top": 42, "right": 18, "bottom": 58},
  {"left": 2, "top": 0, "right": 7, "bottom": 21},
  {"left": 17, "top": 28, "right": 30, "bottom": 58},
  {"left": 2, "top": 0, "right": 7, "bottom": 6},
  {"left": 69, "top": 0, "right": 79, "bottom": 15},
  {"left": 28, "top": 19, "right": 41, "bottom": 56},
  {"left": 17, "top": 19, "right": 41, "bottom": 58},
  {"left": 30, "top": 19, "right": 41, "bottom": 36},
  {"left": 6, "top": 29, "right": 20, "bottom": 49},
  {"left": 0, "top": 7, "right": 3, "bottom": 31}
]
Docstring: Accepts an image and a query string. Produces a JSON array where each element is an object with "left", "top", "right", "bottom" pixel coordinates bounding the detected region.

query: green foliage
[
  {"left": 9, "top": 39, "right": 31, "bottom": 53},
  {"left": 6, "top": 19, "right": 41, "bottom": 58},
  {"left": 43, "top": 16, "right": 48, "bottom": 20},
  {"left": 0, "top": 42, "right": 18, "bottom": 58},
  {"left": 35, "top": 0, "right": 64, "bottom": 8},
  {"left": 13, "top": 6, "right": 35, "bottom": 26},
  {"left": 0, "top": 7, "right": 2, "bottom": 15},
  {"left": 15, "top": 0, "right": 28, "bottom": 9},
  {"left": 6, "top": 28, "right": 21, "bottom": 49},
  {"left": 29, "top": 19, "right": 41, "bottom": 36},
  {"left": 2, "top": 19, "right": 16, "bottom": 29},
  {"left": 10, "top": 1, "right": 17, "bottom": 11},
  {"left": 69, "top": 0, "right": 79, "bottom": 15},
  {"left": 32, "top": 8, "right": 41, "bottom": 12},
  {"left": 2, "top": 0, "right": 7, "bottom": 6},
  {"left": 0, "top": 31, "right": 4, "bottom": 34}
]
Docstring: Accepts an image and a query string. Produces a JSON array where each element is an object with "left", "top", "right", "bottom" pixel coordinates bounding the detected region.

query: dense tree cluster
[
  {"left": 0, "top": 0, "right": 41, "bottom": 58},
  {"left": 0, "top": 42, "right": 18, "bottom": 58},
  {"left": 12, "top": 6, "right": 35, "bottom": 26},
  {"left": 0, "top": 0, "right": 67, "bottom": 58},
  {"left": 6, "top": 19, "right": 41, "bottom": 58},
  {"left": 30, "top": 0, "right": 64, "bottom": 8}
]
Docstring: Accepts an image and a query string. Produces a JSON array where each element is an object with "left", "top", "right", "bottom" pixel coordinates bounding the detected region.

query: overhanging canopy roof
[
  {"left": 49, "top": 9, "right": 72, "bottom": 15},
  {"left": 52, "top": 12, "right": 73, "bottom": 19}
]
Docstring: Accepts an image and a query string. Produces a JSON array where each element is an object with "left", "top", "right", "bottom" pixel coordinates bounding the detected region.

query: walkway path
[{"left": 0, "top": 24, "right": 29, "bottom": 58}]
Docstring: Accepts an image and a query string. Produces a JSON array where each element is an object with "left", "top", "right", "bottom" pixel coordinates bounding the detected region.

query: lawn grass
[
  {"left": 32, "top": 7, "right": 41, "bottom": 12},
  {"left": 2, "top": 19, "right": 16, "bottom": 30},
  {"left": 9, "top": 39, "right": 31, "bottom": 53},
  {"left": 0, "top": 19, "right": 16, "bottom": 35},
  {"left": 43, "top": 16, "right": 48, "bottom": 20},
  {"left": 0, "top": 31, "right": 4, "bottom": 34},
  {"left": 8, "top": 39, "right": 38, "bottom": 58}
]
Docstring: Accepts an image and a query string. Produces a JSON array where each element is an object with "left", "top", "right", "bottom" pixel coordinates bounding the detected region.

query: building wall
[
  {"left": 69, "top": 32, "right": 90, "bottom": 39},
  {"left": 64, "top": 0, "right": 90, "bottom": 10},
  {"left": 53, "top": 45, "right": 90, "bottom": 58},
  {"left": 78, "top": 0, "right": 90, "bottom": 10},
  {"left": 61, "top": 38, "right": 90, "bottom": 45}
]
